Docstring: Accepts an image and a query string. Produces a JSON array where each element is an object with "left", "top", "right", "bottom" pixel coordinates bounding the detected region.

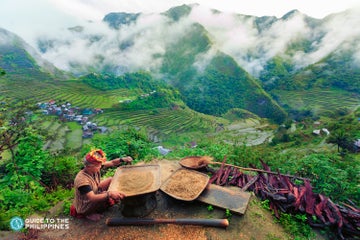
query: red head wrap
[{"left": 85, "top": 149, "right": 107, "bottom": 164}]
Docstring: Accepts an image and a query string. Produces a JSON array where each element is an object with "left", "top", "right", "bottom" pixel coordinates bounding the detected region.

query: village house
[
  {"left": 322, "top": 128, "right": 330, "bottom": 135},
  {"left": 354, "top": 139, "right": 360, "bottom": 153},
  {"left": 82, "top": 131, "right": 94, "bottom": 138},
  {"left": 37, "top": 100, "right": 106, "bottom": 139},
  {"left": 94, "top": 108, "right": 103, "bottom": 114},
  {"left": 98, "top": 126, "right": 108, "bottom": 134},
  {"left": 119, "top": 99, "right": 132, "bottom": 103},
  {"left": 312, "top": 129, "right": 321, "bottom": 135},
  {"left": 154, "top": 146, "right": 171, "bottom": 155}
]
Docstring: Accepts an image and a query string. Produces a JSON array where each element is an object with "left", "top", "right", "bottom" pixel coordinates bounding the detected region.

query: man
[{"left": 71, "top": 149, "right": 133, "bottom": 221}]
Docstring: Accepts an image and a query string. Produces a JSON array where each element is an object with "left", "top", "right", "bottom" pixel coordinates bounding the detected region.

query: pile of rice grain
[
  {"left": 163, "top": 169, "right": 208, "bottom": 200},
  {"left": 118, "top": 171, "right": 154, "bottom": 194}
]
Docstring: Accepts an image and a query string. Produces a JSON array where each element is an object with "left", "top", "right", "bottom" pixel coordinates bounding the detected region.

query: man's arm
[
  {"left": 102, "top": 158, "right": 121, "bottom": 168},
  {"left": 102, "top": 156, "right": 133, "bottom": 168},
  {"left": 85, "top": 190, "right": 125, "bottom": 202}
]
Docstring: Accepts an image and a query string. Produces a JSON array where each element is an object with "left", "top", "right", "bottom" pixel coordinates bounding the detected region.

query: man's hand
[
  {"left": 105, "top": 156, "right": 133, "bottom": 167},
  {"left": 121, "top": 156, "right": 133, "bottom": 163},
  {"left": 108, "top": 190, "right": 126, "bottom": 201}
]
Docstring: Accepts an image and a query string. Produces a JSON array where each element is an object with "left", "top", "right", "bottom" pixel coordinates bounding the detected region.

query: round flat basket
[
  {"left": 108, "top": 164, "right": 161, "bottom": 197},
  {"left": 160, "top": 168, "right": 210, "bottom": 201},
  {"left": 179, "top": 156, "right": 213, "bottom": 170}
]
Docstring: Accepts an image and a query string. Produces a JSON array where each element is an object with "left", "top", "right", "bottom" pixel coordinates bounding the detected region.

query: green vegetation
[
  {"left": 292, "top": 51, "right": 360, "bottom": 93},
  {"left": 0, "top": 104, "right": 159, "bottom": 229},
  {"left": 273, "top": 88, "right": 360, "bottom": 119},
  {"left": 64, "top": 122, "right": 83, "bottom": 149},
  {"left": 0, "top": 104, "right": 78, "bottom": 229},
  {"left": 186, "top": 53, "right": 287, "bottom": 122},
  {"left": 0, "top": 45, "right": 42, "bottom": 75},
  {"left": 120, "top": 88, "right": 183, "bottom": 111},
  {"left": 80, "top": 71, "right": 159, "bottom": 92},
  {"left": 159, "top": 22, "right": 286, "bottom": 123},
  {"left": 103, "top": 12, "right": 140, "bottom": 30},
  {"left": 0, "top": 78, "right": 128, "bottom": 108},
  {"left": 260, "top": 200, "right": 316, "bottom": 240},
  {"left": 225, "top": 209, "right": 232, "bottom": 219},
  {"left": 94, "top": 106, "right": 221, "bottom": 141},
  {"left": 259, "top": 50, "right": 360, "bottom": 93},
  {"left": 164, "top": 4, "right": 192, "bottom": 21},
  {"left": 259, "top": 55, "right": 294, "bottom": 90}
]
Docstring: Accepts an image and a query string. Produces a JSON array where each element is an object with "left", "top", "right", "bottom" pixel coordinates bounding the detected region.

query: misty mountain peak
[
  {"left": 0, "top": 28, "right": 22, "bottom": 46},
  {"left": 164, "top": 4, "right": 193, "bottom": 21},
  {"left": 281, "top": 9, "right": 302, "bottom": 20},
  {"left": 103, "top": 12, "right": 140, "bottom": 29}
]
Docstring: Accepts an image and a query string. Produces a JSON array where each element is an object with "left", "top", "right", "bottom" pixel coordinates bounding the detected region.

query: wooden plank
[{"left": 197, "top": 184, "right": 251, "bottom": 215}]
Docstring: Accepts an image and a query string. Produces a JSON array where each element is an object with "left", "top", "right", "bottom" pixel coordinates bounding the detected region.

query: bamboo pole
[
  {"left": 208, "top": 161, "right": 309, "bottom": 181},
  {"left": 106, "top": 218, "right": 229, "bottom": 228}
]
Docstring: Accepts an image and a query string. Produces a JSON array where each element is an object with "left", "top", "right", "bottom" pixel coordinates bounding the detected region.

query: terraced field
[
  {"left": 0, "top": 79, "right": 131, "bottom": 108},
  {"left": 4, "top": 78, "right": 327, "bottom": 151},
  {"left": 1, "top": 78, "right": 231, "bottom": 150},
  {"left": 65, "top": 122, "right": 83, "bottom": 150},
  {"left": 93, "top": 107, "right": 223, "bottom": 137},
  {"left": 35, "top": 106, "right": 226, "bottom": 151},
  {"left": 273, "top": 89, "right": 360, "bottom": 115}
]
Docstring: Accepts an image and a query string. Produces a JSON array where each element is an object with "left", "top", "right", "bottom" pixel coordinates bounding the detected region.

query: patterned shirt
[{"left": 73, "top": 169, "right": 101, "bottom": 214}]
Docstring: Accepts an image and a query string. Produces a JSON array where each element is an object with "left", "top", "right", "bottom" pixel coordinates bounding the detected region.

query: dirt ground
[
  {"left": 14, "top": 195, "right": 294, "bottom": 240},
  {"left": 3, "top": 160, "right": 302, "bottom": 240}
]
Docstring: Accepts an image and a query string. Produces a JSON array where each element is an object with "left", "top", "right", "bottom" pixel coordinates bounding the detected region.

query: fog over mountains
[
  {"left": 1, "top": 4, "right": 360, "bottom": 123},
  {"left": 11, "top": 4, "right": 358, "bottom": 78}
]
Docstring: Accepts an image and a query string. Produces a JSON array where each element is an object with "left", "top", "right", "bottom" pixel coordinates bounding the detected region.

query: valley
[{"left": 3, "top": 76, "right": 358, "bottom": 153}]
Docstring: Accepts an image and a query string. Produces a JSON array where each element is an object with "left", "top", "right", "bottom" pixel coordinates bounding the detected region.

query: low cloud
[
  {"left": 2, "top": 2, "right": 360, "bottom": 77},
  {"left": 190, "top": 6, "right": 315, "bottom": 75},
  {"left": 36, "top": 15, "right": 157, "bottom": 74},
  {"left": 311, "top": 8, "right": 360, "bottom": 60},
  {"left": 37, "top": 11, "right": 199, "bottom": 75}
]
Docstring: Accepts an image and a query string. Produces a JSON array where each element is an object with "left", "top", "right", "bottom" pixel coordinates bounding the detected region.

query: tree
[
  {"left": 327, "top": 130, "right": 351, "bottom": 152},
  {"left": 0, "top": 102, "right": 32, "bottom": 159},
  {"left": 0, "top": 103, "right": 46, "bottom": 190}
]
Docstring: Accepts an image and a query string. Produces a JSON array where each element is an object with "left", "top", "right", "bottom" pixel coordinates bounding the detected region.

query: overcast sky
[
  {"left": 47, "top": 0, "right": 360, "bottom": 19},
  {"left": 0, "top": 0, "right": 359, "bottom": 46}
]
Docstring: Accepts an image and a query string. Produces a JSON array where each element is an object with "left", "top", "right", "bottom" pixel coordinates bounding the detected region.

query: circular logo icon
[{"left": 10, "top": 216, "right": 24, "bottom": 231}]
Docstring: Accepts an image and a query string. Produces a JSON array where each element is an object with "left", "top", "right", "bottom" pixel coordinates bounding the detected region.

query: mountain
[
  {"left": 100, "top": 5, "right": 287, "bottom": 122},
  {"left": 103, "top": 12, "right": 140, "bottom": 29},
  {"left": 15, "top": 6, "right": 360, "bottom": 88},
  {"left": 258, "top": 9, "right": 360, "bottom": 92},
  {"left": 0, "top": 28, "right": 70, "bottom": 80},
  {"left": 2, "top": 5, "right": 360, "bottom": 123},
  {"left": 285, "top": 47, "right": 360, "bottom": 92},
  {"left": 155, "top": 16, "right": 286, "bottom": 121}
]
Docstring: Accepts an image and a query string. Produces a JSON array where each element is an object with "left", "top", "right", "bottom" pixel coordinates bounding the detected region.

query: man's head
[
  {"left": 84, "top": 149, "right": 106, "bottom": 165},
  {"left": 84, "top": 149, "right": 107, "bottom": 171},
  {"left": 84, "top": 160, "right": 102, "bottom": 172}
]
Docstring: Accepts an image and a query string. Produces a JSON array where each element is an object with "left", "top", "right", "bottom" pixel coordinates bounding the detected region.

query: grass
[
  {"left": 48, "top": 124, "right": 68, "bottom": 152},
  {"left": 65, "top": 122, "right": 83, "bottom": 150}
]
